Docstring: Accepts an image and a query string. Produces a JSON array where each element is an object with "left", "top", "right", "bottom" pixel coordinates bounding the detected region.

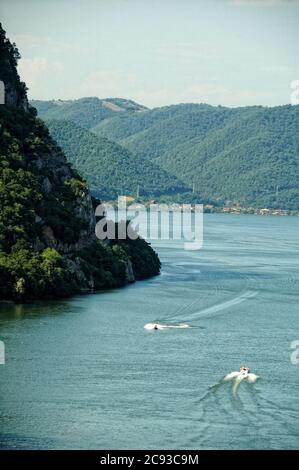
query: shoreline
[
  {"left": 0, "top": 271, "right": 160, "bottom": 306},
  {"left": 105, "top": 201, "right": 299, "bottom": 217}
]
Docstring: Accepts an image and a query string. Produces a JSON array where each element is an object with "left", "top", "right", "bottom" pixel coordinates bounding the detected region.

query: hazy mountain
[
  {"left": 32, "top": 98, "right": 299, "bottom": 209},
  {"left": 31, "top": 97, "right": 147, "bottom": 129},
  {"left": 91, "top": 103, "right": 299, "bottom": 209},
  {"left": 45, "top": 119, "right": 190, "bottom": 200}
]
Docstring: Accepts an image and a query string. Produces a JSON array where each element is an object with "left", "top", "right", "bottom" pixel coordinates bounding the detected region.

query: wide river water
[{"left": 0, "top": 214, "right": 298, "bottom": 449}]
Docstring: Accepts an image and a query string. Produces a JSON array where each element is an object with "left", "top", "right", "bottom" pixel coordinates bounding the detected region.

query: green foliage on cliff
[
  {"left": 0, "top": 105, "right": 86, "bottom": 249},
  {"left": 0, "top": 243, "right": 78, "bottom": 300},
  {"left": 45, "top": 119, "right": 189, "bottom": 199},
  {"left": 112, "top": 237, "right": 161, "bottom": 281},
  {"left": 0, "top": 26, "right": 160, "bottom": 302},
  {"left": 0, "top": 23, "right": 26, "bottom": 100},
  {"left": 0, "top": 105, "right": 160, "bottom": 301}
]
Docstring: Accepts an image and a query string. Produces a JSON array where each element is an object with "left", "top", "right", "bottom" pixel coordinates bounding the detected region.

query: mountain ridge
[
  {"left": 30, "top": 97, "right": 147, "bottom": 129},
  {"left": 32, "top": 98, "right": 299, "bottom": 209},
  {"left": 45, "top": 118, "right": 190, "bottom": 199}
]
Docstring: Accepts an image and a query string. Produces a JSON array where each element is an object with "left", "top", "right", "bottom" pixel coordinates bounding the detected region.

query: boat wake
[
  {"left": 184, "top": 290, "right": 257, "bottom": 322},
  {"left": 144, "top": 322, "right": 191, "bottom": 330},
  {"left": 145, "top": 290, "right": 257, "bottom": 330}
]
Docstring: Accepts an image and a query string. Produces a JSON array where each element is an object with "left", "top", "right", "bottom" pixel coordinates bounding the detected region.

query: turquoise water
[{"left": 0, "top": 214, "right": 298, "bottom": 449}]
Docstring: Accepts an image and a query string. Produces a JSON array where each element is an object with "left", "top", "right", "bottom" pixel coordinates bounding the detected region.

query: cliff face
[
  {"left": 32, "top": 151, "right": 96, "bottom": 255},
  {"left": 0, "top": 24, "right": 28, "bottom": 110},
  {"left": 3, "top": 79, "right": 28, "bottom": 110},
  {"left": 0, "top": 23, "right": 160, "bottom": 301}
]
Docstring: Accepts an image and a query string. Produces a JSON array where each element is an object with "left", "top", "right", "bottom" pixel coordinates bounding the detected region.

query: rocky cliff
[
  {"left": 0, "top": 24, "right": 28, "bottom": 110},
  {"left": 0, "top": 23, "right": 160, "bottom": 301}
]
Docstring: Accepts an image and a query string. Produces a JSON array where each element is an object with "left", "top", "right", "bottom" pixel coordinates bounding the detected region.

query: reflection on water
[{"left": 0, "top": 214, "right": 299, "bottom": 449}]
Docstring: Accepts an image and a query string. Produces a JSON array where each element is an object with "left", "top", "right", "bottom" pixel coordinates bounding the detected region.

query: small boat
[
  {"left": 144, "top": 322, "right": 190, "bottom": 330},
  {"left": 224, "top": 366, "right": 259, "bottom": 383}
]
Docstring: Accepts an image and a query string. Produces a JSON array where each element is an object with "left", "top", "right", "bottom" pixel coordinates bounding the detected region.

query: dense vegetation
[
  {"left": 0, "top": 104, "right": 160, "bottom": 301},
  {"left": 34, "top": 99, "right": 299, "bottom": 210},
  {"left": 46, "top": 119, "right": 189, "bottom": 199},
  {"left": 31, "top": 97, "right": 147, "bottom": 129},
  {"left": 93, "top": 104, "right": 299, "bottom": 209},
  {"left": 0, "top": 25, "right": 27, "bottom": 105},
  {"left": 0, "top": 24, "right": 160, "bottom": 302}
]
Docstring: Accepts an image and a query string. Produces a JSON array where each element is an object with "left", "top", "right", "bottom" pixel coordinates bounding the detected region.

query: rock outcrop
[
  {"left": 0, "top": 24, "right": 28, "bottom": 111},
  {"left": 0, "top": 22, "right": 161, "bottom": 301},
  {"left": 3, "top": 79, "right": 28, "bottom": 110}
]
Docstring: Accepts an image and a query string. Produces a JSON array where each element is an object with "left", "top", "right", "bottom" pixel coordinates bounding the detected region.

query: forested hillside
[
  {"left": 90, "top": 104, "right": 299, "bottom": 209},
  {"left": 46, "top": 119, "right": 189, "bottom": 199},
  {"left": 31, "top": 97, "right": 147, "bottom": 129},
  {"left": 153, "top": 105, "right": 299, "bottom": 209},
  {"left": 33, "top": 99, "right": 299, "bottom": 210}
]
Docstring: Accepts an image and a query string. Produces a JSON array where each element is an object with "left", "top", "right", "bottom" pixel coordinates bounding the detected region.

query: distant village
[
  {"left": 109, "top": 196, "right": 298, "bottom": 216},
  {"left": 203, "top": 204, "right": 292, "bottom": 216}
]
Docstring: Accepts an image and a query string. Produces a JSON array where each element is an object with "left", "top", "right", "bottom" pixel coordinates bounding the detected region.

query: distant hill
[
  {"left": 91, "top": 103, "right": 299, "bottom": 210},
  {"left": 45, "top": 119, "right": 189, "bottom": 200},
  {"left": 156, "top": 106, "right": 299, "bottom": 210},
  {"left": 31, "top": 97, "right": 147, "bottom": 129},
  {"left": 32, "top": 98, "right": 299, "bottom": 210}
]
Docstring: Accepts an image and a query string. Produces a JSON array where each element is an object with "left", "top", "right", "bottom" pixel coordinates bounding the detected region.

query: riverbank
[{"left": 104, "top": 198, "right": 299, "bottom": 217}]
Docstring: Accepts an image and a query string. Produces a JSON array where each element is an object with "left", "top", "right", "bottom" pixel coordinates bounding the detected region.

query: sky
[{"left": 0, "top": 0, "right": 298, "bottom": 108}]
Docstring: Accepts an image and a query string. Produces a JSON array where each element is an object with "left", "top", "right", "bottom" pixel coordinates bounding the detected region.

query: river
[{"left": 0, "top": 214, "right": 298, "bottom": 449}]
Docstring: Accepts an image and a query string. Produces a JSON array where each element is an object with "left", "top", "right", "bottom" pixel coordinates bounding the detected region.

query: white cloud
[
  {"left": 179, "top": 83, "right": 274, "bottom": 107},
  {"left": 182, "top": 84, "right": 228, "bottom": 98},
  {"left": 132, "top": 88, "right": 175, "bottom": 108},
  {"left": 125, "top": 83, "right": 273, "bottom": 108},
  {"left": 261, "top": 65, "right": 293, "bottom": 74},
  {"left": 231, "top": 0, "right": 298, "bottom": 6},
  {"left": 18, "top": 57, "right": 64, "bottom": 96},
  {"left": 10, "top": 34, "right": 84, "bottom": 53},
  {"left": 10, "top": 34, "right": 49, "bottom": 48},
  {"left": 80, "top": 70, "right": 136, "bottom": 98},
  {"left": 149, "top": 42, "right": 217, "bottom": 64}
]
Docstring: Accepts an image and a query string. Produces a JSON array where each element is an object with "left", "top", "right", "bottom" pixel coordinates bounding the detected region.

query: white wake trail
[
  {"left": 145, "top": 291, "right": 257, "bottom": 330},
  {"left": 184, "top": 290, "right": 257, "bottom": 321}
]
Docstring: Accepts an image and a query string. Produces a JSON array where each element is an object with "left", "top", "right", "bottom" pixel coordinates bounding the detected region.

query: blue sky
[{"left": 1, "top": 0, "right": 298, "bottom": 107}]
